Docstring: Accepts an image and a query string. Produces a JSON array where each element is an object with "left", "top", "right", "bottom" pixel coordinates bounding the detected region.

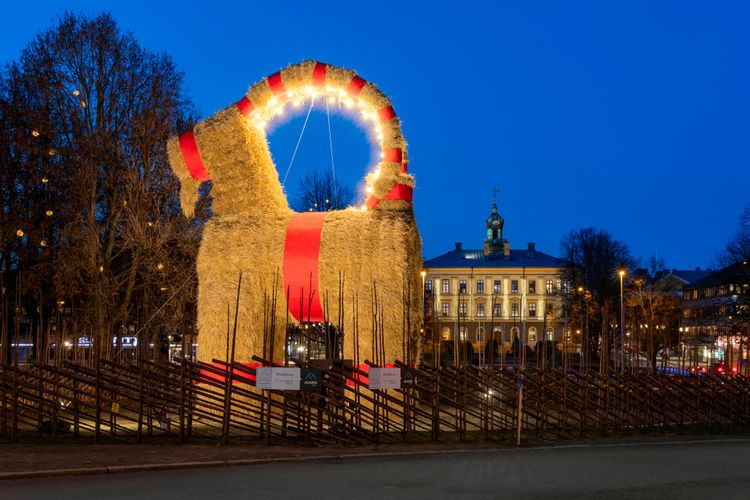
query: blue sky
[{"left": 2, "top": 1, "right": 748, "bottom": 270}]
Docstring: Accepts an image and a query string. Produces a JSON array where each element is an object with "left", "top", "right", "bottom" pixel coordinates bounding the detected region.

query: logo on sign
[{"left": 300, "top": 368, "right": 322, "bottom": 392}]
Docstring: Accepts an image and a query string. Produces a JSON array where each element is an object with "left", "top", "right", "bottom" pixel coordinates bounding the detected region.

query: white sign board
[
  {"left": 255, "top": 367, "right": 301, "bottom": 390},
  {"left": 368, "top": 367, "right": 401, "bottom": 390}
]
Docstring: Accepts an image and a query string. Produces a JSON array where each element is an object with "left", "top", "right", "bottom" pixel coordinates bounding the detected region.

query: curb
[{"left": 2, "top": 437, "right": 750, "bottom": 481}]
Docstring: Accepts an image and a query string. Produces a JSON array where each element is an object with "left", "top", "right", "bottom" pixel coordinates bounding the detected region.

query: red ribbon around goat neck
[
  {"left": 366, "top": 184, "right": 414, "bottom": 209},
  {"left": 283, "top": 212, "right": 328, "bottom": 322},
  {"left": 178, "top": 130, "right": 210, "bottom": 182}
]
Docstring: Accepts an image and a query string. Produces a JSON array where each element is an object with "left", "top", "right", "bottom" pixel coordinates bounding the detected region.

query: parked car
[{"left": 709, "top": 362, "right": 739, "bottom": 376}]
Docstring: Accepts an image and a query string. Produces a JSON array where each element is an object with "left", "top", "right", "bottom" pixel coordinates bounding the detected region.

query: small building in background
[{"left": 680, "top": 260, "right": 750, "bottom": 373}]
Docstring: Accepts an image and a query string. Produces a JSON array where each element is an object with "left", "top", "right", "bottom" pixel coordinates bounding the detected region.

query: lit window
[
  {"left": 493, "top": 280, "right": 502, "bottom": 294},
  {"left": 425, "top": 279, "right": 433, "bottom": 292},
  {"left": 441, "top": 279, "right": 450, "bottom": 294},
  {"left": 459, "top": 326, "right": 468, "bottom": 341},
  {"left": 476, "top": 280, "right": 484, "bottom": 294},
  {"left": 545, "top": 327, "right": 554, "bottom": 341},
  {"left": 459, "top": 280, "right": 467, "bottom": 294},
  {"left": 459, "top": 302, "right": 467, "bottom": 317},
  {"left": 528, "top": 303, "right": 537, "bottom": 317},
  {"left": 511, "top": 280, "right": 518, "bottom": 294},
  {"left": 545, "top": 280, "right": 553, "bottom": 294},
  {"left": 477, "top": 303, "right": 485, "bottom": 317},
  {"left": 528, "top": 280, "right": 536, "bottom": 294},
  {"left": 493, "top": 303, "right": 502, "bottom": 318},
  {"left": 441, "top": 302, "right": 450, "bottom": 316},
  {"left": 511, "top": 303, "right": 519, "bottom": 317}
]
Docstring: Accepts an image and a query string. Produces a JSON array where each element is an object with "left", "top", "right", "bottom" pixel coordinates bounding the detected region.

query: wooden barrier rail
[{"left": 2, "top": 359, "right": 750, "bottom": 445}]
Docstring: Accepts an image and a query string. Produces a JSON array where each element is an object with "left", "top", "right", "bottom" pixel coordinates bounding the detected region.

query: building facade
[
  {"left": 680, "top": 260, "right": 750, "bottom": 371},
  {"left": 423, "top": 200, "right": 568, "bottom": 357}
]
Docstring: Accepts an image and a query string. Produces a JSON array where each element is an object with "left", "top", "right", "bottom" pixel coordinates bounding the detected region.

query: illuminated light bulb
[
  {"left": 160, "top": 286, "right": 168, "bottom": 291},
  {"left": 16, "top": 229, "right": 24, "bottom": 237},
  {"left": 40, "top": 239, "right": 47, "bottom": 247},
  {"left": 376, "top": 132, "right": 384, "bottom": 141},
  {"left": 343, "top": 98, "right": 353, "bottom": 109},
  {"left": 268, "top": 96, "right": 278, "bottom": 107},
  {"left": 357, "top": 99, "right": 366, "bottom": 108},
  {"left": 292, "top": 99, "right": 302, "bottom": 107},
  {"left": 48, "top": 149, "right": 55, "bottom": 156},
  {"left": 374, "top": 168, "right": 381, "bottom": 179},
  {"left": 73, "top": 89, "right": 80, "bottom": 96},
  {"left": 146, "top": 221, "right": 153, "bottom": 227},
  {"left": 327, "top": 96, "right": 336, "bottom": 104},
  {"left": 32, "top": 130, "right": 40, "bottom": 137},
  {"left": 157, "top": 263, "right": 164, "bottom": 270},
  {"left": 80, "top": 100, "right": 86, "bottom": 108},
  {"left": 46, "top": 210, "right": 53, "bottom": 216},
  {"left": 41, "top": 177, "right": 48, "bottom": 184},
  {"left": 99, "top": 265, "right": 104, "bottom": 272},
  {"left": 366, "top": 186, "right": 374, "bottom": 194},
  {"left": 379, "top": 151, "right": 385, "bottom": 159}
]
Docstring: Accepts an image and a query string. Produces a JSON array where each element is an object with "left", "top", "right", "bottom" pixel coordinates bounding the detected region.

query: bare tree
[
  {"left": 0, "top": 12, "right": 199, "bottom": 363},
  {"left": 291, "top": 169, "right": 353, "bottom": 212},
  {"left": 717, "top": 202, "right": 750, "bottom": 267},
  {"left": 560, "top": 226, "right": 634, "bottom": 368}
]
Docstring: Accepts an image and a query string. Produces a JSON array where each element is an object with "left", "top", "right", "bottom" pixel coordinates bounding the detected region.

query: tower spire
[{"left": 484, "top": 190, "right": 504, "bottom": 256}]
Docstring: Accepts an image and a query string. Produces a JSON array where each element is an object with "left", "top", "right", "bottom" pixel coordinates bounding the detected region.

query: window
[
  {"left": 441, "top": 279, "right": 450, "bottom": 294},
  {"left": 493, "top": 326, "right": 504, "bottom": 342},
  {"left": 441, "top": 326, "right": 451, "bottom": 340},
  {"left": 511, "top": 280, "right": 519, "bottom": 294},
  {"left": 425, "top": 279, "right": 433, "bottom": 292},
  {"left": 545, "top": 279, "right": 553, "bottom": 294},
  {"left": 476, "top": 327, "right": 485, "bottom": 341},
  {"left": 477, "top": 303, "right": 485, "bottom": 317},
  {"left": 528, "top": 303, "right": 537, "bottom": 317},
  {"left": 493, "top": 280, "right": 502, "bottom": 294},
  {"left": 459, "top": 326, "right": 468, "bottom": 341},
  {"left": 493, "top": 303, "right": 502, "bottom": 318},
  {"left": 528, "top": 327, "right": 537, "bottom": 343},
  {"left": 459, "top": 280, "right": 467, "bottom": 294},
  {"left": 545, "top": 327, "right": 554, "bottom": 341},
  {"left": 511, "top": 303, "right": 519, "bottom": 317},
  {"left": 528, "top": 280, "right": 536, "bottom": 294},
  {"left": 459, "top": 302, "right": 467, "bottom": 317},
  {"left": 556, "top": 279, "right": 562, "bottom": 292},
  {"left": 441, "top": 302, "right": 450, "bottom": 316},
  {"left": 476, "top": 280, "right": 484, "bottom": 294}
]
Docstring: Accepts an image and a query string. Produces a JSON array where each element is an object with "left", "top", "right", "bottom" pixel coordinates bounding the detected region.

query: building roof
[
  {"left": 424, "top": 244, "right": 568, "bottom": 270},
  {"left": 670, "top": 269, "right": 714, "bottom": 283},
  {"left": 683, "top": 261, "right": 750, "bottom": 290}
]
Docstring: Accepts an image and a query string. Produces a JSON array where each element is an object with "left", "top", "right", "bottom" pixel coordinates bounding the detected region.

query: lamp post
[
  {"left": 619, "top": 270, "right": 626, "bottom": 373},
  {"left": 420, "top": 270, "right": 426, "bottom": 366}
]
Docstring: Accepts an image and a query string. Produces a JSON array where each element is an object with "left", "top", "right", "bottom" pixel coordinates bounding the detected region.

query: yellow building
[{"left": 423, "top": 200, "right": 568, "bottom": 360}]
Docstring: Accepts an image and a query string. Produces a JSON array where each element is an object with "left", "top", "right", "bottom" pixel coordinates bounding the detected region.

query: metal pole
[{"left": 619, "top": 271, "right": 625, "bottom": 374}]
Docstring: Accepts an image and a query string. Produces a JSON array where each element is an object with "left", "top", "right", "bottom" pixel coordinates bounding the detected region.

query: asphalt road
[{"left": 3, "top": 438, "right": 750, "bottom": 499}]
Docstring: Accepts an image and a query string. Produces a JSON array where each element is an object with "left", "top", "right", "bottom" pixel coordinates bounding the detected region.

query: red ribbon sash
[{"left": 283, "top": 212, "right": 328, "bottom": 322}]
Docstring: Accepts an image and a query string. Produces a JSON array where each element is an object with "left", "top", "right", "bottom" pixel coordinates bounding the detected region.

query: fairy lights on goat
[{"left": 241, "top": 80, "right": 388, "bottom": 209}]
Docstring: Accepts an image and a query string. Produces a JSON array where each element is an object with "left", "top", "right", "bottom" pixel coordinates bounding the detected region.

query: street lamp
[{"left": 619, "top": 270, "right": 625, "bottom": 373}]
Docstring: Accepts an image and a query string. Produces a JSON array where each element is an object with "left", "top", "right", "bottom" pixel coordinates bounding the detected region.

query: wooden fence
[{"left": 2, "top": 358, "right": 749, "bottom": 445}]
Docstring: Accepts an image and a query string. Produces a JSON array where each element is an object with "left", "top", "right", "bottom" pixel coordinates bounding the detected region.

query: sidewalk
[{"left": 0, "top": 440, "right": 502, "bottom": 480}]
